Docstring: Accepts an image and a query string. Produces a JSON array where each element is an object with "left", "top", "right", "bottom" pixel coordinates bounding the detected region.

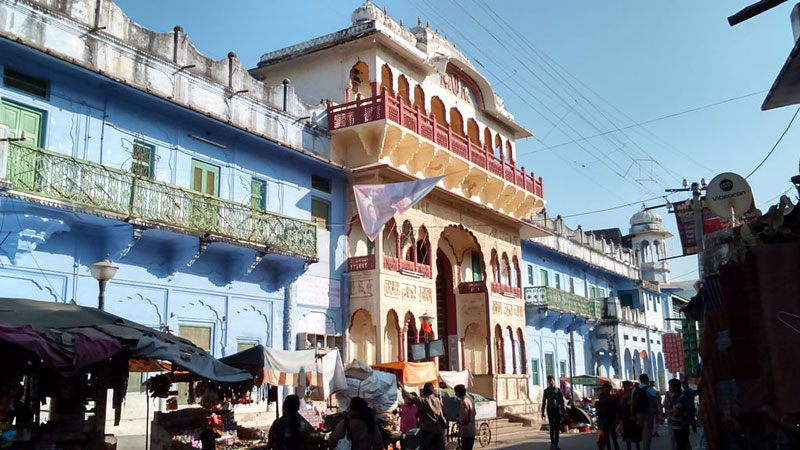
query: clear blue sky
[{"left": 116, "top": 0, "right": 800, "bottom": 282}]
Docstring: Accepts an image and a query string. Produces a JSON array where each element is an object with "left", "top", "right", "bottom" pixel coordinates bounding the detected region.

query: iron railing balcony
[
  {"left": 523, "top": 285, "right": 602, "bottom": 319},
  {"left": 2, "top": 143, "right": 317, "bottom": 260}
]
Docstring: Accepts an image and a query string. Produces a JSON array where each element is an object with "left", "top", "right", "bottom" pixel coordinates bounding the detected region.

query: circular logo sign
[{"left": 706, "top": 172, "right": 753, "bottom": 220}]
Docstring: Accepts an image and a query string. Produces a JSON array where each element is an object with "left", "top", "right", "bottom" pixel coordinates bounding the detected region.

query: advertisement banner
[
  {"left": 672, "top": 197, "right": 730, "bottom": 255},
  {"left": 353, "top": 176, "right": 442, "bottom": 241}
]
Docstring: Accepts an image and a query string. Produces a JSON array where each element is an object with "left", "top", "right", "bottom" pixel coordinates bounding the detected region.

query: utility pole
[{"left": 666, "top": 179, "right": 707, "bottom": 277}]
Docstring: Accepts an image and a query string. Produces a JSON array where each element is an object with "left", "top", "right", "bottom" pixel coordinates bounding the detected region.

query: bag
[
  {"left": 633, "top": 387, "right": 650, "bottom": 414},
  {"left": 334, "top": 420, "right": 352, "bottom": 450}
]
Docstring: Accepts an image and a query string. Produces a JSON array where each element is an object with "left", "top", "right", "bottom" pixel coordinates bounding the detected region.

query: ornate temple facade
[{"left": 251, "top": 2, "right": 548, "bottom": 406}]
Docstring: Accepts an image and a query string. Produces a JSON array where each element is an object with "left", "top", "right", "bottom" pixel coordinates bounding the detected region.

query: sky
[{"left": 116, "top": 0, "right": 800, "bottom": 282}]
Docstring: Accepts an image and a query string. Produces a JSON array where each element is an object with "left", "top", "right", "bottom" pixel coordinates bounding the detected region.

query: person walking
[
  {"left": 455, "top": 384, "right": 476, "bottom": 450},
  {"left": 596, "top": 383, "right": 620, "bottom": 450},
  {"left": 662, "top": 383, "right": 677, "bottom": 450},
  {"left": 541, "top": 375, "right": 565, "bottom": 450},
  {"left": 665, "top": 379, "right": 696, "bottom": 450},
  {"left": 402, "top": 383, "right": 446, "bottom": 450},
  {"left": 620, "top": 381, "right": 641, "bottom": 450},
  {"left": 632, "top": 374, "right": 659, "bottom": 450},
  {"left": 649, "top": 381, "right": 662, "bottom": 438},
  {"left": 330, "top": 396, "right": 384, "bottom": 450},
  {"left": 266, "top": 395, "right": 311, "bottom": 450}
]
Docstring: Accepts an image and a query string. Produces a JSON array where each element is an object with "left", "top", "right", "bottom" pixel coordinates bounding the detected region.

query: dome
[
  {"left": 629, "top": 205, "right": 666, "bottom": 234},
  {"left": 351, "top": 0, "right": 382, "bottom": 25}
]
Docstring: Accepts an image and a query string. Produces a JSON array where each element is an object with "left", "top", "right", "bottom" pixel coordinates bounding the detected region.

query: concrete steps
[{"left": 481, "top": 418, "right": 531, "bottom": 444}]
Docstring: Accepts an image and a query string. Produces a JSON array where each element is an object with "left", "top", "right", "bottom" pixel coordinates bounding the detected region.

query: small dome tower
[{"left": 628, "top": 205, "right": 672, "bottom": 283}]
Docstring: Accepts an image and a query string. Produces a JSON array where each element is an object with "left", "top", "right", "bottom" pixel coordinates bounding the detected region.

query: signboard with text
[{"left": 672, "top": 197, "right": 730, "bottom": 255}]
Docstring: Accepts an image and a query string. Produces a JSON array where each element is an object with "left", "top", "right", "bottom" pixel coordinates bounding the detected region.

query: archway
[
  {"left": 414, "top": 85, "right": 426, "bottom": 112},
  {"left": 431, "top": 97, "right": 447, "bottom": 126},
  {"left": 347, "top": 215, "right": 370, "bottom": 258},
  {"left": 623, "top": 348, "right": 633, "bottom": 380},
  {"left": 508, "top": 326, "right": 519, "bottom": 374},
  {"left": 383, "top": 219, "right": 398, "bottom": 259},
  {"left": 404, "top": 312, "right": 418, "bottom": 361},
  {"left": 463, "top": 323, "right": 486, "bottom": 374},
  {"left": 467, "top": 119, "right": 480, "bottom": 145},
  {"left": 516, "top": 328, "right": 527, "bottom": 374},
  {"left": 380, "top": 64, "right": 394, "bottom": 95},
  {"left": 350, "top": 309, "right": 377, "bottom": 365},
  {"left": 483, "top": 128, "right": 492, "bottom": 153},
  {"left": 506, "top": 141, "right": 514, "bottom": 163},
  {"left": 449, "top": 107, "right": 464, "bottom": 136},
  {"left": 657, "top": 352, "right": 666, "bottom": 391},
  {"left": 494, "top": 135, "right": 503, "bottom": 159},
  {"left": 384, "top": 310, "right": 400, "bottom": 362},
  {"left": 349, "top": 61, "right": 371, "bottom": 99},
  {"left": 494, "top": 324, "right": 505, "bottom": 374},
  {"left": 435, "top": 248, "right": 457, "bottom": 371},
  {"left": 398, "top": 75, "right": 410, "bottom": 105}
]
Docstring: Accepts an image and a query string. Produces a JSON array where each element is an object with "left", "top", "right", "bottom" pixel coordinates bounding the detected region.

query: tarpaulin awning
[
  {"left": 221, "top": 345, "right": 347, "bottom": 395},
  {"left": 129, "top": 358, "right": 171, "bottom": 373},
  {"left": 439, "top": 370, "right": 472, "bottom": 389},
  {"left": 345, "top": 360, "right": 398, "bottom": 412},
  {"left": 0, "top": 298, "right": 250, "bottom": 383},
  {"left": 372, "top": 361, "right": 438, "bottom": 386},
  {"left": 568, "top": 375, "right": 620, "bottom": 389}
]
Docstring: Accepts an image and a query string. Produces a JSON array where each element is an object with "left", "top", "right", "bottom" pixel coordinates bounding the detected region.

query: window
[
  {"left": 531, "top": 358, "right": 540, "bottom": 385},
  {"left": 624, "top": 334, "right": 629, "bottom": 340},
  {"left": 131, "top": 140, "right": 154, "bottom": 178},
  {"left": 555, "top": 274, "right": 561, "bottom": 290},
  {"left": 237, "top": 340, "right": 258, "bottom": 353},
  {"left": 312, "top": 175, "right": 331, "bottom": 193},
  {"left": 471, "top": 252, "right": 482, "bottom": 282},
  {"left": 544, "top": 352, "right": 555, "bottom": 379},
  {"left": 633, "top": 336, "right": 638, "bottom": 341},
  {"left": 1, "top": 99, "right": 44, "bottom": 147},
  {"left": 3, "top": 68, "right": 48, "bottom": 99},
  {"left": 190, "top": 159, "right": 220, "bottom": 196},
  {"left": 311, "top": 196, "right": 330, "bottom": 230},
  {"left": 559, "top": 360, "right": 567, "bottom": 377},
  {"left": 569, "top": 277, "right": 575, "bottom": 293},
  {"left": 250, "top": 178, "right": 267, "bottom": 210},
  {"left": 527, "top": 265, "right": 533, "bottom": 285},
  {"left": 540, "top": 269, "right": 549, "bottom": 287},
  {"left": 179, "top": 325, "right": 212, "bottom": 352}
]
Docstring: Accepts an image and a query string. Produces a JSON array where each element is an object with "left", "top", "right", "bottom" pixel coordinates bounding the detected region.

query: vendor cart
[{"left": 440, "top": 390, "right": 494, "bottom": 448}]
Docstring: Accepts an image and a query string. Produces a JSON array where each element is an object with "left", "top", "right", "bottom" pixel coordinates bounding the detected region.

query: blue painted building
[
  {"left": 523, "top": 212, "right": 677, "bottom": 405},
  {"left": 0, "top": 0, "right": 346, "bottom": 431}
]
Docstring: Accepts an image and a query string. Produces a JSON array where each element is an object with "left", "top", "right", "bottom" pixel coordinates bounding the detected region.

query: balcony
[
  {"left": 348, "top": 255, "right": 376, "bottom": 272},
  {"left": 328, "top": 90, "right": 544, "bottom": 198},
  {"left": 2, "top": 143, "right": 317, "bottom": 260},
  {"left": 382, "top": 255, "right": 432, "bottom": 278},
  {"left": 491, "top": 281, "right": 521, "bottom": 298},
  {"left": 524, "top": 286, "right": 602, "bottom": 319}
]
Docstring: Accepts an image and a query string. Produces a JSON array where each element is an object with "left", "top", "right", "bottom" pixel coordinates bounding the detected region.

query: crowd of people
[{"left": 593, "top": 374, "right": 697, "bottom": 450}]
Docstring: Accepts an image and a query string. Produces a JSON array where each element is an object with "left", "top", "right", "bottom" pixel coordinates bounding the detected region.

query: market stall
[{"left": 0, "top": 297, "right": 251, "bottom": 449}]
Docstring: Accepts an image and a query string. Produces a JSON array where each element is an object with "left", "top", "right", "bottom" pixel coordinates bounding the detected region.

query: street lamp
[
  {"left": 420, "top": 311, "right": 435, "bottom": 343},
  {"left": 90, "top": 256, "right": 118, "bottom": 310}
]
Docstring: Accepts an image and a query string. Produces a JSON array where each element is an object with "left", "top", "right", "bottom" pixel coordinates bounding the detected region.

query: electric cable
[{"left": 745, "top": 106, "right": 800, "bottom": 179}]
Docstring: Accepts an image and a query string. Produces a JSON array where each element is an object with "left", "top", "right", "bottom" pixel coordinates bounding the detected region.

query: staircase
[
  {"left": 500, "top": 400, "right": 543, "bottom": 428},
  {"left": 486, "top": 417, "right": 532, "bottom": 444}
]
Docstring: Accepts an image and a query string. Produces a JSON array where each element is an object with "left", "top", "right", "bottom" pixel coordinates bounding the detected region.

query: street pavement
[{"left": 491, "top": 424, "right": 703, "bottom": 450}]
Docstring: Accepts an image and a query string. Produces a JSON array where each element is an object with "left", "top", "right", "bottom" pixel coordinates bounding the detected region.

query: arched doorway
[
  {"left": 404, "top": 312, "right": 418, "bottom": 361},
  {"left": 449, "top": 107, "right": 464, "bottom": 136},
  {"left": 414, "top": 85, "right": 426, "bottom": 112},
  {"left": 657, "top": 352, "right": 666, "bottom": 390},
  {"left": 380, "top": 64, "right": 394, "bottom": 95},
  {"left": 349, "top": 61, "right": 371, "bottom": 99},
  {"left": 435, "top": 249, "right": 457, "bottom": 371},
  {"left": 350, "top": 309, "right": 376, "bottom": 365},
  {"left": 463, "top": 323, "right": 486, "bottom": 373},
  {"left": 398, "top": 75, "right": 410, "bottom": 105},
  {"left": 384, "top": 310, "right": 400, "bottom": 362},
  {"left": 431, "top": 97, "right": 447, "bottom": 126}
]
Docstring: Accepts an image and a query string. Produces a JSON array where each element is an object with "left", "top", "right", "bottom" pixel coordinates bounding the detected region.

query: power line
[
  {"left": 526, "top": 90, "right": 768, "bottom": 156},
  {"left": 561, "top": 194, "right": 673, "bottom": 219},
  {"left": 745, "top": 106, "right": 800, "bottom": 179}
]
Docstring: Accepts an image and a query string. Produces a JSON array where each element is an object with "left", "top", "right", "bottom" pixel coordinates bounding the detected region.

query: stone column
[{"left": 283, "top": 282, "right": 297, "bottom": 350}]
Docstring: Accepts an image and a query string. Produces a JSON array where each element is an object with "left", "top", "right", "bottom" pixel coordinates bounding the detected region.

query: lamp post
[
  {"left": 420, "top": 311, "right": 434, "bottom": 342},
  {"left": 90, "top": 256, "right": 118, "bottom": 310}
]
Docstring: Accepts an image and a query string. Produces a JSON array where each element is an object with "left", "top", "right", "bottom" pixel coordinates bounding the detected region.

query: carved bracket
[{"left": 186, "top": 239, "right": 210, "bottom": 268}]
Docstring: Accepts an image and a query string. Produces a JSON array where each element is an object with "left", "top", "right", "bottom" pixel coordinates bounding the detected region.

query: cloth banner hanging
[
  {"left": 663, "top": 332, "right": 685, "bottom": 374},
  {"left": 353, "top": 176, "right": 443, "bottom": 241}
]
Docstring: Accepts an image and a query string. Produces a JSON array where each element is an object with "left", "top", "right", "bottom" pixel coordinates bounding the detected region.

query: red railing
[
  {"left": 491, "top": 281, "right": 522, "bottom": 298},
  {"left": 328, "top": 90, "right": 544, "bottom": 198},
  {"left": 383, "top": 255, "right": 432, "bottom": 278},
  {"left": 348, "top": 255, "right": 375, "bottom": 272}
]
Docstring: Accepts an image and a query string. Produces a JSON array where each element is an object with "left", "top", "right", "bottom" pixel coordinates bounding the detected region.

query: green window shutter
[
  {"left": 559, "top": 360, "right": 567, "bottom": 377},
  {"left": 544, "top": 353, "right": 555, "bottom": 379},
  {"left": 250, "top": 178, "right": 266, "bottom": 210},
  {"left": 190, "top": 159, "right": 220, "bottom": 197},
  {"left": 471, "top": 251, "right": 482, "bottom": 281},
  {"left": 531, "top": 358, "right": 540, "bottom": 385},
  {"left": 311, "top": 196, "right": 330, "bottom": 230},
  {"left": 131, "top": 140, "right": 154, "bottom": 178},
  {"left": 527, "top": 265, "right": 533, "bottom": 285},
  {"left": 2, "top": 99, "right": 43, "bottom": 147},
  {"left": 540, "top": 269, "right": 549, "bottom": 287},
  {"left": 555, "top": 274, "right": 561, "bottom": 290}
]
